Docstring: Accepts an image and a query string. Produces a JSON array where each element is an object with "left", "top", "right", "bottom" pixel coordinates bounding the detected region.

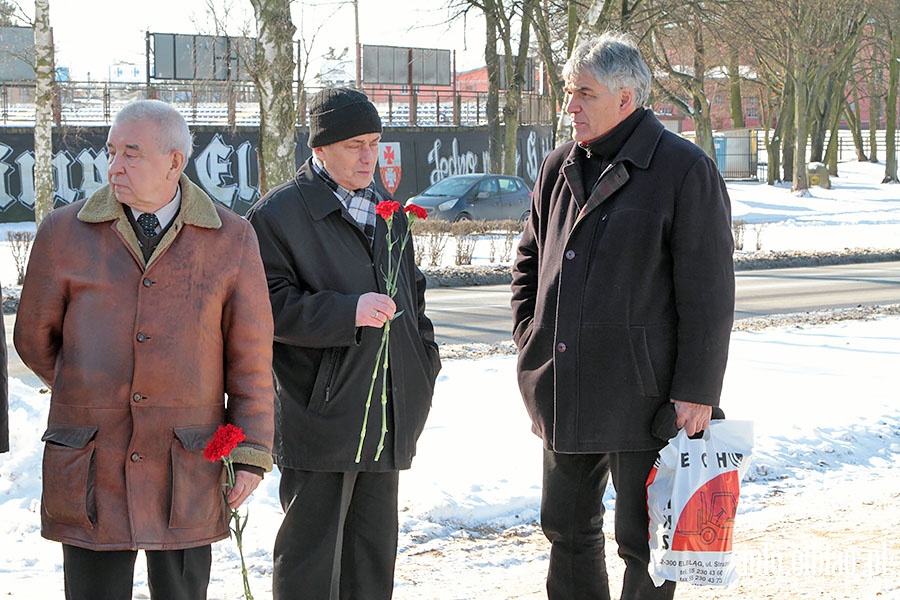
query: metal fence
[
  {"left": 754, "top": 129, "right": 900, "bottom": 182},
  {"left": 0, "top": 80, "right": 555, "bottom": 128}
]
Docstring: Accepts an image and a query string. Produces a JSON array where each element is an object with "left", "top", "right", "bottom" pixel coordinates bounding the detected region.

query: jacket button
[
  {"left": 132, "top": 392, "right": 142, "bottom": 402},
  {"left": 130, "top": 452, "right": 142, "bottom": 462},
  {"left": 565, "top": 250, "right": 576, "bottom": 260},
  {"left": 136, "top": 333, "right": 147, "bottom": 342},
  {"left": 557, "top": 342, "right": 567, "bottom": 353},
  {"left": 142, "top": 277, "right": 154, "bottom": 287}
]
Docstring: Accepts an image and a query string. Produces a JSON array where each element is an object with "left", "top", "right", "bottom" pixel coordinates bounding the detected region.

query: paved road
[
  {"left": 5, "top": 262, "right": 898, "bottom": 380},
  {"left": 425, "top": 261, "right": 900, "bottom": 345}
]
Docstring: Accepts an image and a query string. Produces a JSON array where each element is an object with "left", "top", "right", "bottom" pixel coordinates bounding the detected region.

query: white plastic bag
[{"left": 646, "top": 419, "right": 753, "bottom": 587}]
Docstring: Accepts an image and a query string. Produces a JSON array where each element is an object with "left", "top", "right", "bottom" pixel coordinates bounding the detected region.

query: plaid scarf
[{"left": 312, "top": 157, "right": 380, "bottom": 246}]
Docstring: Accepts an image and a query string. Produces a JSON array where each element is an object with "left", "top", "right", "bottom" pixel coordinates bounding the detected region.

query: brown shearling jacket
[{"left": 14, "top": 175, "right": 275, "bottom": 551}]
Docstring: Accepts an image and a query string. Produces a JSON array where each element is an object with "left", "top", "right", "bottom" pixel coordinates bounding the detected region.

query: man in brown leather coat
[{"left": 14, "top": 100, "right": 275, "bottom": 600}]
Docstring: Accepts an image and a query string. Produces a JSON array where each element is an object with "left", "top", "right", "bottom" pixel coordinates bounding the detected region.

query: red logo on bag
[{"left": 671, "top": 470, "right": 739, "bottom": 552}]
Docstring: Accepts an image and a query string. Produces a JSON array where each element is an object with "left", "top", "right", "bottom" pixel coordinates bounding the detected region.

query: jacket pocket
[
  {"left": 308, "top": 347, "right": 342, "bottom": 414},
  {"left": 630, "top": 327, "right": 660, "bottom": 397},
  {"left": 41, "top": 424, "right": 99, "bottom": 529},
  {"left": 579, "top": 325, "right": 661, "bottom": 400},
  {"left": 169, "top": 425, "right": 224, "bottom": 530}
]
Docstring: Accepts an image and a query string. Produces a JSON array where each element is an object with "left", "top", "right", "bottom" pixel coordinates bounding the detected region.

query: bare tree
[
  {"left": 873, "top": 0, "right": 900, "bottom": 182},
  {"left": 722, "top": 0, "right": 868, "bottom": 194},
  {"left": 498, "top": 0, "right": 538, "bottom": 175},
  {"left": 531, "top": 0, "right": 568, "bottom": 144},
  {"left": 451, "top": 0, "right": 537, "bottom": 175},
  {"left": 32, "top": 0, "right": 54, "bottom": 226},
  {"left": 248, "top": 0, "right": 297, "bottom": 194},
  {"left": 0, "top": 0, "right": 17, "bottom": 24},
  {"left": 640, "top": 1, "right": 720, "bottom": 159}
]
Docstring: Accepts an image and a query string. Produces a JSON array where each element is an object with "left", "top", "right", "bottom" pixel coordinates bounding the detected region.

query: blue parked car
[{"left": 406, "top": 174, "right": 532, "bottom": 222}]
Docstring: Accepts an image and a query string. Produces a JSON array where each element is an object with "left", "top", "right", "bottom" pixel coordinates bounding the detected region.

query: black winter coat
[
  {"left": 511, "top": 112, "right": 735, "bottom": 454},
  {"left": 247, "top": 160, "right": 441, "bottom": 472}
]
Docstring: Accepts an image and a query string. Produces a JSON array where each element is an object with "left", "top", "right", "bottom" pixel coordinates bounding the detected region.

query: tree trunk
[
  {"left": 792, "top": 67, "right": 809, "bottom": 193},
  {"left": 843, "top": 102, "right": 867, "bottom": 162},
  {"left": 692, "top": 91, "right": 716, "bottom": 160},
  {"left": 823, "top": 91, "right": 845, "bottom": 176},
  {"left": 781, "top": 79, "right": 795, "bottom": 184},
  {"left": 484, "top": 6, "right": 502, "bottom": 173},
  {"left": 501, "top": 0, "right": 536, "bottom": 175},
  {"left": 33, "top": 0, "right": 54, "bottom": 227},
  {"left": 766, "top": 132, "right": 782, "bottom": 186},
  {"left": 884, "top": 24, "right": 899, "bottom": 183},
  {"left": 534, "top": 0, "right": 562, "bottom": 145},
  {"left": 249, "top": 0, "right": 296, "bottom": 195},
  {"left": 846, "top": 78, "right": 868, "bottom": 161},
  {"left": 808, "top": 89, "right": 827, "bottom": 164},
  {"left": 765, "top": 98, "right": 784, "bottom": 185},
  {"left": 728, "top": 49, "right": 745, "bottom": 129},
  {"left": 867, "top": 71, "right": 880, "bottom": 163},
  {"left": 689, "top": 23, "right": 715, "bottom": 159}
]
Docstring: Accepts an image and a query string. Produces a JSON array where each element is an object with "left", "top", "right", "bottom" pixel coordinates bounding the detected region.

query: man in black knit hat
[
  {"left": 511, "top": 33, "right": 734, "bottom": 599},
  {"left": 247, "top": 88, "right": 441, "bottom": 600}
]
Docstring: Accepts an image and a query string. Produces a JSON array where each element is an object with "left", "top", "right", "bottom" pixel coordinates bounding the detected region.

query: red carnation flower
[
  {"left": 404, "top": 204, "right": 428, "bottom": 220},
  {"left": 375, "top": 200, "right": 402, "bottom": 220},
  {"left": 203, "top": 424, "right": 246, "bottom": 462}
]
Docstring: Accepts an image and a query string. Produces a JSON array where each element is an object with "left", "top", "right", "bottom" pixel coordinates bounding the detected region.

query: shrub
[
  {"left": 8, "top": 230, "right": 35, "bottom": 285},
  {"left": 732, "top": 219, "right": 746, "bottom": 251},
  {"left": 411, "top": 218, "right": 451, "bottom": 267},
  {"left": 752, "top": 222, "right": 768, "bottom": 251},
  {"left": 450, "top": 219, "right": 482, "bottom": 265}
]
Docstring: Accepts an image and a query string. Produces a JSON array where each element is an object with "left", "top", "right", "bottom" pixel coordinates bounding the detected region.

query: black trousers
[
  {"left": 273, "top": 468, "right": 400, "bottom": 600},
  {"left": 541, "top": 449, "right": 676, "bottom": 600},
  {"left": 62, "top": 543, "right": 212, "bottom": 600}
]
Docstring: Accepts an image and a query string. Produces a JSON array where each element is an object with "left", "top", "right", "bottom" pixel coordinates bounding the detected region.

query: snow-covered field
[{"left": 1, "top": 160, "right": 899, "bottom": 599}]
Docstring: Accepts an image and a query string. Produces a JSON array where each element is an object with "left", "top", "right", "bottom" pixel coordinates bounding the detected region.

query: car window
[
  {"left": 498, "top": 177, "right": 521, "bottom": 193},
  {"left": 423, "top": 176, "right": 481, "bottom": 196},
  {"left": 477, "top": 178, "right": 499, "bottom": 194}
]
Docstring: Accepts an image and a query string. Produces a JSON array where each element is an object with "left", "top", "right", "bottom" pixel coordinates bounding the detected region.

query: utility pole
[{"left": 354, "top": 0, "right": 361, "bottom": 89}]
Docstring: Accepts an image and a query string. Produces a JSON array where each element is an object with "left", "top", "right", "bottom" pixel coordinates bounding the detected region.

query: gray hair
[
  {"left": 562, "top": 31, "right": 651, "bottom": 107},
  {"left": 112, "top": 99, "right": 194, "bottom": 160}
]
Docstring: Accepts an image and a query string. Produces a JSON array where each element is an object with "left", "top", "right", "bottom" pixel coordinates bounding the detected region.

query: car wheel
[
  {"left": 454, "top": 213, "right": 473, "bottom": 222},
  {"left": 519, "top": 210, "right": 530, "bottom": 223}
]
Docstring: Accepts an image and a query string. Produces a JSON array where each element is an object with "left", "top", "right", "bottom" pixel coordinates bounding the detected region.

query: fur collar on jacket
[{"left": 76, "top": 174, "right": 222, "bottom": 266}]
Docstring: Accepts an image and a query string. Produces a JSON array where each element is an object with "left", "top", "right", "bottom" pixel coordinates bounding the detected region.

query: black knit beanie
[{"left": 308, "top": 87, "right": 383, "bottom": 148}]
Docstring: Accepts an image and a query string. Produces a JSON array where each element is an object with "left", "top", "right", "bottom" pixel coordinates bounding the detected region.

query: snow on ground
[{"left": 0, "top": 160, "right": 899, "bottom": 598}]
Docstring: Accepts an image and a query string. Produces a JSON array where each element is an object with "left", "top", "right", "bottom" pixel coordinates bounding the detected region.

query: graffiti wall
[{"left": 0, "top": 124, "right": 554, "bottom": 222}]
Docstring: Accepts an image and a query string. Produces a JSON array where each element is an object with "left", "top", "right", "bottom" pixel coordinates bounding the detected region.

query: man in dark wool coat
[
  {"left": 247, "top": 87, "right": 441, "bottom": 600},
  {"left": 511, "top": 32, "right": 735, "bottom": 600}
]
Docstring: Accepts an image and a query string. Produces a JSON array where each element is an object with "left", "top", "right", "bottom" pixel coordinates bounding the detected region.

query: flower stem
[
  {"left": 374, "top": 319, "right": 391, "bottom": 461},
  {"left": 356, "top": 326, "right": 390, "bottom": 463},
  {"left": 230, "top": 507, "right": 254, "bottom": 600},
  {"left": 223, "top": 457, "right": 254, "bottom": 599}
]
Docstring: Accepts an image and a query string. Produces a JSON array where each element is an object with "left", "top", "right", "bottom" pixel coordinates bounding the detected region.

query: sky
[
  {"left": 1, "top": 160, "right": 899, "bottom": 598},
  {"left": 22, "top": 0, "right": 486, "bottom": 82}
]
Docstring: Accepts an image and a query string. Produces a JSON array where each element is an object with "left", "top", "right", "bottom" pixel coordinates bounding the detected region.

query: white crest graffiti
[
  {"left": 193, "top": 134, "right": 258, "bottom": 209},
  {"left": 427, "top": 138, "right": 480, "bottom": 184},
  {"left": 0, "top": 126, "right": 552, "bottom": 221}
]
